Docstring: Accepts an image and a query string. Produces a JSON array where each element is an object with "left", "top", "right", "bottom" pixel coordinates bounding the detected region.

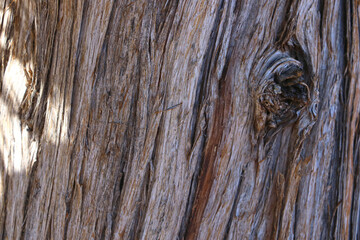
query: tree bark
[{"left": 0, "top": 0, "right": 359, "bottom": 239}]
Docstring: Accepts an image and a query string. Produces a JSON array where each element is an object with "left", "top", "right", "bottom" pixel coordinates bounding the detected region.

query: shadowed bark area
[{"left": 0, "top": 0, "right": 359, "bottom": 239}]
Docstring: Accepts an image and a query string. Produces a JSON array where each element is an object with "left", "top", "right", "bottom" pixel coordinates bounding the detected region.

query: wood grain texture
[{"left": 0, "top": 0, "right": 359, "bottom": 239}]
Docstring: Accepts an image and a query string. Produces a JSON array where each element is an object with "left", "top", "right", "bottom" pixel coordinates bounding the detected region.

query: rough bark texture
[{"left": 0, "top": 0, "right": 359, "bottom": 239}]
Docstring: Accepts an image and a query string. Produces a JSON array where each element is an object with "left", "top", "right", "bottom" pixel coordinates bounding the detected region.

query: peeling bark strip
[{"left": 0, "top": 0, "right": 360, "bottom": 239}]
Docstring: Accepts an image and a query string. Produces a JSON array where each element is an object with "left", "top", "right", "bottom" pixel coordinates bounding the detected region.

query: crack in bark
[
  {"left": 68, "top": 0, "right": 89, "bottom": 134},
  {"left": 184, "top": 2, "right": 238, "bottom": 239},
  {"left": 63, "top": 178, "right": 76, "bottom": 240},
  {"left": 19, "top": 159, "right": 39, "bottom": 240},
  {"left": 137, "top": 115, "right": 162, "bottom": 238},
  {"left": 180, "top": 1, "right": 228, "bottom": 238},
  {"left": 223, "top": 168, "right": 244, "bottom": 240}
]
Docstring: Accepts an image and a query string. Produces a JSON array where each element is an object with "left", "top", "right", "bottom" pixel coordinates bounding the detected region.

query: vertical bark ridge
[
  {"left": 222, "top": 167, "right": 244, "bottom": 240},
  {"left": 182, "top": 1, "right": 233, "bottom": 239},
  {"left": 336, "top": 0, "right": 360, "bottom": 239},
  {"left": 1, "top": 0, "right": 360, "bottom": 239}
]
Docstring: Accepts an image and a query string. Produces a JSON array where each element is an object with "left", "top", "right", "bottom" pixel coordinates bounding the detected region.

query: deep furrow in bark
[
  {"left": 181, "top": 1, "right": 227, "bottom": 239},
  {"left": 223, "top": 168, "right": 244, "bottom": 240},
  {"left": 185, "top": 2, "right": 240, "bottom": 239},
  {"left": 68, "top": 0, "right": 89, "bottom": 134},
  {"left": 336, "top": 0, "right": 355, "bottom": 238}
]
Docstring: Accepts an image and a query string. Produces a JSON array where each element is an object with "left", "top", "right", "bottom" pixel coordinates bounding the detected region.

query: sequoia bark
[{"left": 0, "top": 0, "right": 359, "bottom": 239}]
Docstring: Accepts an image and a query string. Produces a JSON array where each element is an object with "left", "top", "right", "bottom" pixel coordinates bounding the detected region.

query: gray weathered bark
[{"left": 0, "top": 0, "right": 359, "bottom": 239}]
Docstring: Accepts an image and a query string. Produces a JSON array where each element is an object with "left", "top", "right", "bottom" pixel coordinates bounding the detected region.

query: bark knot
[{"left": 254, "top": 53, "right": 310, "bottom": 134}]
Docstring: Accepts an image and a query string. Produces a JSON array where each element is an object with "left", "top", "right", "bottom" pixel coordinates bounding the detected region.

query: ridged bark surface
[{"left": 0, "top": 0, "right": 359, "bottom": 239}]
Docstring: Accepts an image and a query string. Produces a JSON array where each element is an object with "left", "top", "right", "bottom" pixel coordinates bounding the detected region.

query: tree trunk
[{"left": 0, "top": 0, "right": 359, "bottom": 239}]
